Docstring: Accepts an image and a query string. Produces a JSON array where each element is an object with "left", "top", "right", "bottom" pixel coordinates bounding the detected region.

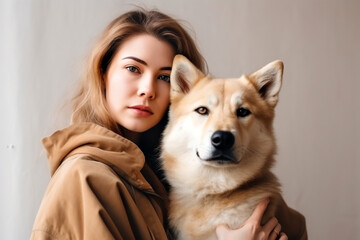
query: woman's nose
[{"left": 137, "top": 75, "right": 156, "bottom": 99}]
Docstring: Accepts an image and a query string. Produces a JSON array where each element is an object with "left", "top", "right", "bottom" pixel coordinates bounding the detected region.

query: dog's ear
[
  {"left": 170, "top": 55, "right": 204, "bottom": 99},
  {"left": 249, "top": 60, "right": 283, "bottom": 107}
]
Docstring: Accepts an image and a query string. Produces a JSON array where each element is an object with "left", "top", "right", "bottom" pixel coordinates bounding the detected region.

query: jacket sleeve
[
  {"left": 273, "top": 195, "right": 308, "bottom": 240},
  {"left": 31, "top": 155, "right": 166, "bottom": 240}
]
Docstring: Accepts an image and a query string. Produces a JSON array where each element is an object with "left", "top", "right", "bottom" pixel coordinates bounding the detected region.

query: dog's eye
[
  {"left": 195, "top": 107, "right": 209, "bottom": 115},
  {"left": 236, "top": 107, "right": 251, "bottom": 118}
]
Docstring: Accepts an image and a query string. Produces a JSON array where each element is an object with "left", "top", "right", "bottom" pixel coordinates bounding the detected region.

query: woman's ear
[{"left": 170, "top": 55, "right": 205, "bottom": 100}]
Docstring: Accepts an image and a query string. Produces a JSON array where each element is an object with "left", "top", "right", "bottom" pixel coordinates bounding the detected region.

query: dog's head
[{"left": 161, "top": 55, "right": 283, "bottom": 194}]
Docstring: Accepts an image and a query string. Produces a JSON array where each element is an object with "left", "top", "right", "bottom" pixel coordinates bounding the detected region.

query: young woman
[{"left": 31, "top": 9, "right": 287, "bottom": 240}]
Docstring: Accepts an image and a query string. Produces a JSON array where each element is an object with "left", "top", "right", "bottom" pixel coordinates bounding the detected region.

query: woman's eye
[
  {"left": 195, "top": 107, "right": 209, "bottom": 115},
  {"left": 126, "top": 66, "right": 140, "bottom": 73},
  {"left": 158, "top": 75, "right": 170, "bottom": 83},
  {"left": 236, "top": 107, "right": 251, "bottom": 118}
]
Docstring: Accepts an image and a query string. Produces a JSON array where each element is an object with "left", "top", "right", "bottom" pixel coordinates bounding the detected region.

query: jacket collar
[{"left": 42, "top": 122, "right": 153, "bottom": 191}]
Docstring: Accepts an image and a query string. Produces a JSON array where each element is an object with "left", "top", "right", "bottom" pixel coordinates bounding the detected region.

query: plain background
[{"left": 1, "top": 0, "right": 359, "bottom": 239}]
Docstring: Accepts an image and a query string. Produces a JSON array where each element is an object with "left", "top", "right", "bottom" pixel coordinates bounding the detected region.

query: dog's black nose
[{"left": 211, "top": 131, "right": 235, "bottom": 150}]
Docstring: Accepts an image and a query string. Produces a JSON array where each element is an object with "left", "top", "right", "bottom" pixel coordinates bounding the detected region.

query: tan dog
[{"left": 161, "top": 55, "right": 307, "bottom": 240}]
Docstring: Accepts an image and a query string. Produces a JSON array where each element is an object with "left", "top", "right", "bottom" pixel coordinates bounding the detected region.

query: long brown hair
[{"left": 71, "top": 9, "right": 206, "bottom": 134}]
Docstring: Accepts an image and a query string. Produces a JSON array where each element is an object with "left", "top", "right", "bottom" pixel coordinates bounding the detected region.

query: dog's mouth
[{"left": 196, "top": 150, "right": 237, "bottom": 165}]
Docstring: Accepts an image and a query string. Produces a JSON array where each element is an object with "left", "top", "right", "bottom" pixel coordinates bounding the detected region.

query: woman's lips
[{"left": 128, "top": 105, "right": 153, "bottom": 116}]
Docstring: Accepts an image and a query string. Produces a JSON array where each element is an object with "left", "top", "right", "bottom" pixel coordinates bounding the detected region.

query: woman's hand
[{"left": 216, "top": 199, "right": 288, "bottom": 240}]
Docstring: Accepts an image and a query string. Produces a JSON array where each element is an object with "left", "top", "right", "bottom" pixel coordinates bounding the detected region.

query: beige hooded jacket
[{"left": 31, "top": 123, "right": 169, "bottom": 240}]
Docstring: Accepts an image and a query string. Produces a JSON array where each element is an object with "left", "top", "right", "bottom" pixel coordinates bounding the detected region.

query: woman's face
[{"left": 104, "top": 34, "right": 174, "bottom": 133}]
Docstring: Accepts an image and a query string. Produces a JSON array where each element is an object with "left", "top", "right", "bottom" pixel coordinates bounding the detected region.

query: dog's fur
[{"left": 161, "top": 55, "right": 307, "bottom": 240}]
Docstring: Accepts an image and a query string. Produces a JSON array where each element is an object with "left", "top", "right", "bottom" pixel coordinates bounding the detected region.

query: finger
[
  {"left": 262, "top": 217, "right": 278, "bottom": 234},
  {"left": 274, "top": 223, "right": 282, "bottom": 235},
  {"left": 279, "top": 232, "right": 288, "bottom": 240},
  {"left": 269, "top": 230, "right": 279, "bottom": 240},
  {"left": 247, "top": 198, "right": 270, "bottom": 222},
  {"left": 268, "top": 223, "right": 281, "bottom": 239}
]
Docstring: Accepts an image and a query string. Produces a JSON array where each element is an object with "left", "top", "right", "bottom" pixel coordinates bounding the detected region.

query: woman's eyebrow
[
  {"left": 122, "top": 56, "right": 172, "bottom": 71},
  {"left": 122, "top": 56, "right": 147, "bottom": 65},
  {"left": 161, "top": 66, "right": 172, "bottom": 71}
]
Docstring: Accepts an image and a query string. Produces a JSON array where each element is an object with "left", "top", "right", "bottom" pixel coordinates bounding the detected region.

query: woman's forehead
[{"left": 114, "top": 34, "right": 175, "bottom": 68}]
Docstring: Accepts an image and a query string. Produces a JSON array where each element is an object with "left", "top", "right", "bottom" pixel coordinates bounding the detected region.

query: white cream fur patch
[{"left": 208, "top": 94, "right": 219, "bottom": 107}]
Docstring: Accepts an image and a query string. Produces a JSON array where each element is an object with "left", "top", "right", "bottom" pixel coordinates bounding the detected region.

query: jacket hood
[{"left": 42, "top": 122, "right": 151, "bottom": 190}]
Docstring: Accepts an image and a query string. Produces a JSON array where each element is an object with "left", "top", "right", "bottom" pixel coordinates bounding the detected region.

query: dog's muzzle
[{"left": 204, "top": 131, "right": 237, "bottom": 164}]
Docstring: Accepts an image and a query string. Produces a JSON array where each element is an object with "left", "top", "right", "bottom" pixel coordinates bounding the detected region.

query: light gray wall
[{"left": 1, "top": 0, "right": 359, "bottom": 239}]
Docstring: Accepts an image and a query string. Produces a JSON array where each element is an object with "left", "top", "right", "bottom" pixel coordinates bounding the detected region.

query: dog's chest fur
[{"left": 168, "top": 173, "right": 280, "bottom": 240}]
